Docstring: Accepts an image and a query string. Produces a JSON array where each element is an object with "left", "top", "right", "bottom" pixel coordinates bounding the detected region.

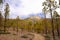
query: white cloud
[
  {"left": 5, "top": 0, "right": 45, "bottom": 18},
  {"left": 5, "top": 0, "right": 60, "bottom": 19}
]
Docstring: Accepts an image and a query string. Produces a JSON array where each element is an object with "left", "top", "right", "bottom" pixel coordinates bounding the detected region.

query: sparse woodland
[{"left": 0, "top": 0, "right": 60, "bottom": 40}]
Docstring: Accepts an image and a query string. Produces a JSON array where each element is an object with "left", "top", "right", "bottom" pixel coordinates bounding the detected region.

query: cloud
[
  {"left": 5, "top": 0, "right": 60, "bottom": 19},
  {"left": 5, "top": 0, "right": 45, "bottom": 18}
]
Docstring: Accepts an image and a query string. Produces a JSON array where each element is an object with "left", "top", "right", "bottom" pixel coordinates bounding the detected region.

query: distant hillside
[
  {"left": 24, "top": 16, "right": 41, "bottom": 22},
  {"left": 20, "top": 13, "right": 44, "bottom": 19}
]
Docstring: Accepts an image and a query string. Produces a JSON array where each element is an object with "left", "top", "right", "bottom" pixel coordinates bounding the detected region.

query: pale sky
[{"left": 4, "top": 0, "right": 60, "bottom": 19}]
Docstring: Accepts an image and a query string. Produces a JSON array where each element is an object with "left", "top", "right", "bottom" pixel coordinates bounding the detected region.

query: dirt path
[
  {"left": 33, "top": 33, "right": 45, "bottom": 40},
  {"left": 0, "top": 28, "right": 45, "bottom": 40}
]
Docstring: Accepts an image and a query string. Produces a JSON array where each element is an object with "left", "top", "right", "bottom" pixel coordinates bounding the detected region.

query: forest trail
[
  {"left": 0, "top": 28, "right": 45, "bottom": 40},
  {"left": 32, "top": 33, "right": 45, "bottom": 40}
]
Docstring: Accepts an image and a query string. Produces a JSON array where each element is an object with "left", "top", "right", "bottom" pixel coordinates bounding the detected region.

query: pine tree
[
  {"left": 42, "top": 2, "right": 48, "bottom": 34},
  {"left": 4, "top": 3, "right": 9, "bottom": 32},
  {"left": 42, "top": 0, "right": 59, "bottom": 40},
  {"left": 53, "top": 11, "right": 60, "bottom": 37}
]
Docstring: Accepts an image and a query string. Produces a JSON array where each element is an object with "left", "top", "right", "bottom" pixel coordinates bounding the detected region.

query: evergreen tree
[
  {"left": 42, "top": 2, "right": 48, "bottom": 34},
  {"left": 42, "top": 0, "right": 59, "bottom": 40},
  {"left": 4, "top": 3, "right": 9, "bottom": 32},
  {"left": 53, "top": 11, "right": 60, "bottom": 37}
]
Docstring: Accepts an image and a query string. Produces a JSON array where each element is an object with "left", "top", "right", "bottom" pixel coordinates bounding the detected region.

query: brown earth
[{"left": 0, "top": 28, "right": 45, "bottom": 40}]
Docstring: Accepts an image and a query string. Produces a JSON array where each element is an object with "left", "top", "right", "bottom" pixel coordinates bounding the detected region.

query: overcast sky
[{"left": 4, "top": 0, "right": 60, "bottom": 19}]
